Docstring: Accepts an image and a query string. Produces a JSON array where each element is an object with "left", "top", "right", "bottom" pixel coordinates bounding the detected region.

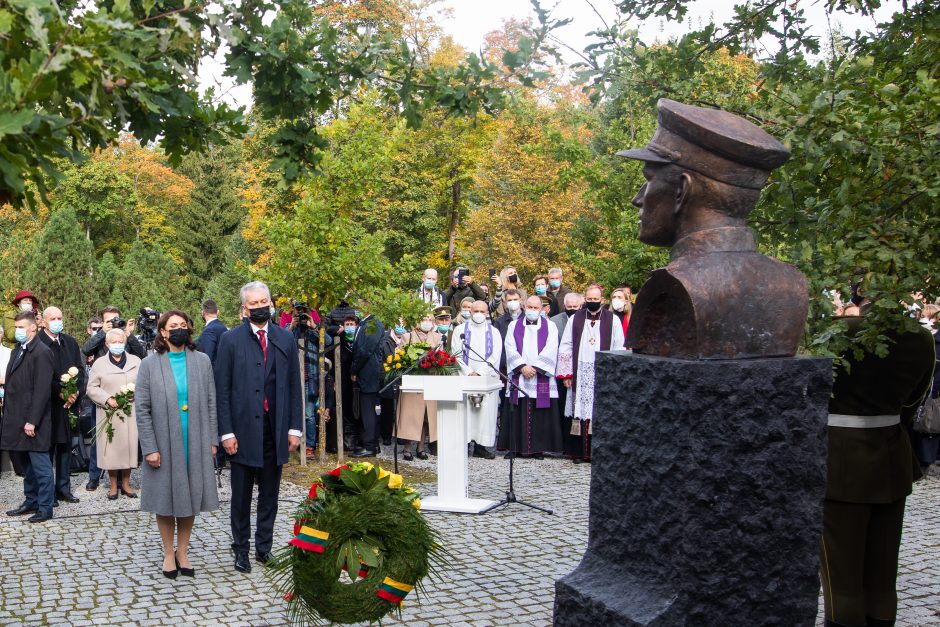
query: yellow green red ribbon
[
  {"left": 377, "top": 576, "right": 413, "bottom": 604},
  {"left": 290, "top": 526, "right": 329, "bottom": 553}
]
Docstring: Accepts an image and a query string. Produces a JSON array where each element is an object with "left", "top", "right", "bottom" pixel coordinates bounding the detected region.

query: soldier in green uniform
[{"left": 822, "top": 302, "right": 935, "bottom": 626}]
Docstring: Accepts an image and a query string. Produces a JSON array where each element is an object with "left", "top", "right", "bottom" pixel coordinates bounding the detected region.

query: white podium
[{"left": 400, "top": 375, "right": 502, "bottom": 513}]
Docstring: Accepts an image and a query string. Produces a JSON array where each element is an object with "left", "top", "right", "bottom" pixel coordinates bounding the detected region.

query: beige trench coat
[
  {"left": 395, "top": 330, "right": 441, "bottom": 442},
  {"left": 86, "top": 354, "right": 141, "bottom": 470}
]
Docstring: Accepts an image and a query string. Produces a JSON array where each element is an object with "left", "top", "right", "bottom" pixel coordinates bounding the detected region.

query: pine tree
[
  {"left": 112, "top": 241, "right": 194, "bottom": 318},
  {"left": 203, "top": 234, "right": 253, "bottom": 327},
  {"left": 23, "top": 208, "right": 98, "bottom": 333},
  {"left": 175, "top": 144, "right": 246, "bottom": 296},
  {"left": 95, "top": 251, "right": 119, "bottom": 307}
]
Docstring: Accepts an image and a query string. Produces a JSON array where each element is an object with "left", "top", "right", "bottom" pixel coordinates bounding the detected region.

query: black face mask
[
  {"left": 584, "top": 301, "right": 602, "bottom": 313},
  {"left": 167, "top": 328, "right": 191, "bottom": 347},
  {"left": 565, "top": 309, "right": 578, "bottom": 318},
  {"left": 248, "top": 306, "right": 272, "bottom": 324},
  {"left": 507, "top": 274, "right": 518, "bottom": 283}
]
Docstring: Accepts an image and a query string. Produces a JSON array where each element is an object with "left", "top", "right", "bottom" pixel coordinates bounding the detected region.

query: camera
[
  {"left": 293, "top": 302, "right": 312, "bottom": 322},
  {"left": 110, "top": 317, "right": 127, "bottom": 329},
  {"left": 137, "top": 308, "right": 161, "bottom": 350}
]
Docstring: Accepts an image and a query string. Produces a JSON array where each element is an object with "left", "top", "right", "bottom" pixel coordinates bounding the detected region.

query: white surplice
[
  {"left": 556, "top": 314, "right": 625, "bottom": 422},
  {"left": 504, "top": 317, "right": 559, "bottom": 400},
  {"left": 450, "top": 321, "right": 503, "bottom": 446}
]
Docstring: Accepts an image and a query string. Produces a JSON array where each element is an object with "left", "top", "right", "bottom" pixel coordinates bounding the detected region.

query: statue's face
[{"left": 632, "top": 164, "right": 680, "bottom": 247}]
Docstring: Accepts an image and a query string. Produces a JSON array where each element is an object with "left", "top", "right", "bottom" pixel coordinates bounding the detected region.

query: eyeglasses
[{"left": 90, "top": 326, "right": 102, "bottom": 332}]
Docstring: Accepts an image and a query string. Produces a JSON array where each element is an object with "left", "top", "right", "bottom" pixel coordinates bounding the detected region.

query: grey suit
[{"left": 135, "top": 349, "right": 219, "bottom": 518}]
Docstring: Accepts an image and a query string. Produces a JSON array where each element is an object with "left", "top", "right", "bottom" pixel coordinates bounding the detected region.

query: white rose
[
  {"left": 127, "top": 383, "right": 135, "bottom": 392},
  {"left": 119, "top": 385, "right": 129, "bottom": 395},
  {"left": 60, "top": 374, "right": 70, "bottom": 383},
  {"left": 68, "top": 366, "right": 79, "bottom": 377}
]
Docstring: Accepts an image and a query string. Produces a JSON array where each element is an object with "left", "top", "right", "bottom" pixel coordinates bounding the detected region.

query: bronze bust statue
[{"left": 618, "top": 99, "right": 808, "bottom": 359}]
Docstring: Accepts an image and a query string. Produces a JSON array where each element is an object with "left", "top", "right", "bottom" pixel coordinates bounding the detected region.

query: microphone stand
[
  {"left": 458, "top": 332, "right": 553, "bottom": 516},
  {"left": 377, "top": 339, "right": 444, "bottom": 474}
]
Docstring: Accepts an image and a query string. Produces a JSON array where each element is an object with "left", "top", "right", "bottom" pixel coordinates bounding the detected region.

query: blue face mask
[
  {"left": 344, "top": 325, "right": 357, "bottom": 337},
  {"left": 549, "top": 279, "right": 561, "bottom": 289},
  {"left": 436, "top": 324, "right": 450, "bottom": 333},
  {"left": 269, "top": 306, "right": 276, "bottom": 318},
  {"left": 424, "top": 280, "right": 436, "bottom": 290},
  {"left": 394, "top": 325, "right": 407, "bottom": 335},
  {"left": 14, "top": 328, "right": 28, "bottom": 344},
  {"left": 534, "top": 285, "right": 547, "bottom": 296},
  {"left": 524, "top": 310, "right": 540, "bottom": 322},
  {"left": 48, "top": 320, "right": 64, "bottom": 334},
  {"left": 109, "top": 344, "right": 126, "bottom": 356}
]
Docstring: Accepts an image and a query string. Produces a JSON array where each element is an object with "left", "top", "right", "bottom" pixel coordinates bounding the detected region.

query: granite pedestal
[{"left": 554, "top": 351, "right": 832, "bottom": 626}]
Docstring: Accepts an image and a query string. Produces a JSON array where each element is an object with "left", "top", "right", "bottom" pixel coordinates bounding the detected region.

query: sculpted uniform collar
[{"left": 670, "top": 226, "right": 756, "bottom": 261}]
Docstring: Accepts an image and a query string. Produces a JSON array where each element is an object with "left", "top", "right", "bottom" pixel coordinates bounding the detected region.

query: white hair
[
  {"left": 105, "top": 328, "right": 127, "bottom": 343},
  {"left": 564, "top": 292, "right": 583, "bottom": 306},
  {"left": 240, "top": 281, "right": 271, "bottom": 305},
  {"left": 548, "top": 267, "right": 564, "bottom": 276}
]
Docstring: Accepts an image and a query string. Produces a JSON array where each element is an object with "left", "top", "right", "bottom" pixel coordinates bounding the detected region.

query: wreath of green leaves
[{"left": 268, "top": 464, "right": 443, "bottom": 626}]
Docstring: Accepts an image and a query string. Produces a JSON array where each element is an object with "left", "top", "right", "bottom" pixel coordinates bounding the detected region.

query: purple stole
[
  {"left": 511, "top": 318, "right": 551, "bottom": 409},
  {"left": 570, "top": 309, "right": 613, "bottom": 397},
  {"left": 462, "top": 321, "right": 493, "bottom": 366}
]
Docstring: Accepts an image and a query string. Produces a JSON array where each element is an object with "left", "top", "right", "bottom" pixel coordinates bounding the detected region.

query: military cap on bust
[
  {"left": 617, "top": 99, "right": 791, "bottom": 190},
  {"left": 433, "top": 306, "right": 453, "bottom": 319}
]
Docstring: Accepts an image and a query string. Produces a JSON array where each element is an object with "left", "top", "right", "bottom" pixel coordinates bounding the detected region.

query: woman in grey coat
[{"left": 135, "top": 310, "right": 219, "bottom": 579}]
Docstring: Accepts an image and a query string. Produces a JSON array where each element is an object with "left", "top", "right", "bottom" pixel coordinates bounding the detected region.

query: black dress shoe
[
  {"left": 120, "top": 487, "right": 138, "bottom": 498},
  {"left": 416, "top": 451, "right": 428, "bottom": 460},
  {"left": 382, "top": 437, "right": 392, "bottom": 446},
  {"left": 350, "top": 448, "right": 379, "bottom": 458},
  {"left": 233, "top": 551, "right": 252, "bottom": 573},
  {"left": 27, "top": 512, "right": 52, "bottom": 523},
  {"left": 6, "top": 503, "right": 37, "bottom": 516},
  {"left": 56, "top": 492, "right": 80, "bottom": 504},
  {"left": 255, "top": 551, "right": 274, "bottom": 564},
  {"left": 473, "top": 445, "right": 496, "bottom": 459},
  {"left": 162, "top": 566, "right": 179, "bottom": 580},
  {"left": 175, "top": 553, "right": 195, "bottom": 577}
]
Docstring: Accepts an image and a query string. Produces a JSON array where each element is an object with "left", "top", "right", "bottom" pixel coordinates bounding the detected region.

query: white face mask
[
  {"left": 506, "top": 300, "right": 520, "bottom": 313},
  {"left": 471, "top": 313, "right": 487, "bottom": 325},
  {"left": 460, "top": 310, "right": 471, "bottom": 319},
  {"left": 611, "top": 298, "right": 626, "bottom": 312},
  {"left": 419, "top": 321, "right": 433, "bottom": 332},
  {"left": 19, "top": 301, "right": 33, "bottom": 313}
]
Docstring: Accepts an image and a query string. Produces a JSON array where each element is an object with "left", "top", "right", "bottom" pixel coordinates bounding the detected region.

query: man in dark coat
[
  {"left": 1, "top": 311, "right": 56, "bottom": 522},
  {"left": 215, "top": 281, "right": 303, "bottom": 573},
  {"left": 37, "top": 306, "right": 85, "bottom": 504},
  {"left": 821, "top": 305, "right": 934, "bottom": 626},
  {"left": 197, "top": 299, "right": 228, "bottom": 363},
  {"left": 443, "top": 267, "right": 487, "bottom": 314},
  {"left": 349, "top": 314, "right": 386, "bottom": 457},
  {"left": 82, "top": 306, "right": 147, "bottom": 362}
]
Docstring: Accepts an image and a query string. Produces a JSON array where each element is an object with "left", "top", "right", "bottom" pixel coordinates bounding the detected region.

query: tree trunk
[{"left": 447, "top": 169, "right": 461, "bottom": 262}]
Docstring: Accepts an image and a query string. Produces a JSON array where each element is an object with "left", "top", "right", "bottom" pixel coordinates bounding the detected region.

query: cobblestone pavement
[{"left": 0, "top": 454, "right": 937, "bottom": 626}]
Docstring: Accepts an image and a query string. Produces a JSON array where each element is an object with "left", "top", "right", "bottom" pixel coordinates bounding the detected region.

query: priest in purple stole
[
  {"left": 498, "top": 296, "right": 563, "bottom": 458},
  {"left": 556, "top": 285, "right": 626, "bottom": 462}
]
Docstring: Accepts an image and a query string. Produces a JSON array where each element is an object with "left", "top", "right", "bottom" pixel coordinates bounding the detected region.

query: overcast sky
[{"left": 200, "top": 0, "right": 902, "bottom": 110}]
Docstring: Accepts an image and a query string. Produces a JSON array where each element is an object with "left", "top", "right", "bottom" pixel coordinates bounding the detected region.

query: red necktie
[{"left": 257, "top": 329, "right": 269, "bottom": 412}]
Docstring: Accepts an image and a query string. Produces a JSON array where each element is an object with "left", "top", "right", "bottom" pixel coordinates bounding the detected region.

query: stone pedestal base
[{"left": 554, "top": 352, "right": 832, "bottom": 626}]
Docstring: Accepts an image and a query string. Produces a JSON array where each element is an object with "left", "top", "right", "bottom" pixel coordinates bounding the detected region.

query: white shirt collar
[{"left": 250, "top": 321, "right": 269, "bottom": 335}]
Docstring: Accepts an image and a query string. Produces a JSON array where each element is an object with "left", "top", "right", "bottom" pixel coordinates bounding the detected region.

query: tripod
[{"left": 458, "top": 333, "right": 552, "bottom": 516}]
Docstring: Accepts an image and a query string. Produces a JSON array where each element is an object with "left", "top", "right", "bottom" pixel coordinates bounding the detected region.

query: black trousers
[
  {"left": 229, "top": 418, "right": 282, "bottom": 555},
  {"left": 50, "top": 442, "right": 72, "bottom": 495},
  {"left": 358, "top": 392, "right": 379, "bottom": 450}
]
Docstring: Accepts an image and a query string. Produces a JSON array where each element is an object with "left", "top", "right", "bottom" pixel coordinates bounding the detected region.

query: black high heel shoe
[
  {"left": 416, "top": 451, "right": 429, "bottom": 460},
  {"left": 162, "top": 557, "right": 178, "bottom": 579},
  {"left": 403, "top": 452, "right": 414, "bottom": 461},
  {"left": 175, "top": 552, "right": 195, "bottom": 577}
]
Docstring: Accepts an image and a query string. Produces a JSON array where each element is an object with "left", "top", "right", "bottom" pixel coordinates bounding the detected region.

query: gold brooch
[{"left": 181, "top": 404, "right": 189, "bottom": 412}]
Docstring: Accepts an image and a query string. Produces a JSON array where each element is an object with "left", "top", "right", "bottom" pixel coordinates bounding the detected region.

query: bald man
[{"left": 37, "top": 306, "right": 85, "bottom": 504}]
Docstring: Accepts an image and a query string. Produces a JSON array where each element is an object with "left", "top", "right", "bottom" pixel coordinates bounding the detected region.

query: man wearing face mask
[
  {"left": 37, "top": 307, "right": 85, "bottom": 505},
  {"left": 493, "top": 289, "right": 523, "bottom": 378},
  {"left": 415, "top": 268, "right": 445, "bottom": 306},
  {"left": 3, "top": 290, "right": 40, "bottom": 349},
  {"left": 557, "top": 285, "right": 626, "bottom": 463},
  {"left": 443, "top": 267, "right": 486, "bottom": 314},
  {"left": 451, "top": 300, "right": 502, "bottom": 459},
  {"left": 1, "top": 311, "right": 56, "bottom": 522},
  {"left": 338, "top": 315, "right": 361, "bottom": 451},
  {"left": 214, "top": 281, "right": 303, "bottom": 572},
  {"left": 498, "top": 296, "right": 563, "bottom": 459},
  {"left": 547, "top": 268, "right": 570, "bottom": 313},
  {"left": 551, "top": 292, "right": 583, "bottom": 338}
]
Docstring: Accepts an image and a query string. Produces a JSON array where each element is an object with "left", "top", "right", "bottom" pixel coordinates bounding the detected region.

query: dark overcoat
[
  {"left": 214, "top": 319, "right": 302, "bottom": 468},
  {"left": 0, "top": 339, "right": 54, "bottom": 452},
  {"left": 197, "top": 318, "right": 227, "bottom": 363},
  {"left": 37, "top": 331, "right": 85, "bottom": 445},
  {"left": 351, "top": 317, "right": 386, "bottom": 394}
]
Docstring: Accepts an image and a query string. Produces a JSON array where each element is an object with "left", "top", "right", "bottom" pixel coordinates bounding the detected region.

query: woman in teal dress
[{"left": 136, "top": 311, "right": 219, "bottom": 579}]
